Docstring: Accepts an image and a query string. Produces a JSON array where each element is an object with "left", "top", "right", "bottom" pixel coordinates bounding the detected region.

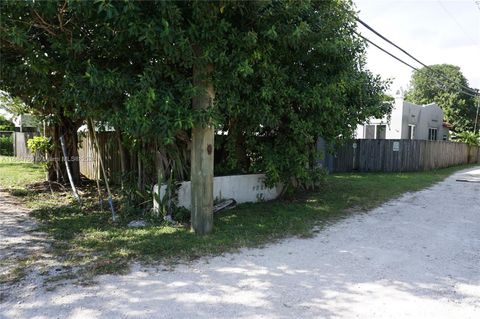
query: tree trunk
[
  {"left": 115, "top": 129, "right": 129, "bottom": 189},
  {"left": 229, "top": 118, "right": 249, "bottom": 172},
  {"left": 64, "top": 123, "right": 81, "bottom": 185},
  {"left": 58, "top": 117, "right": 81, "bottom": 185},
  {"left": 191, "top": 62, "right": 215, "bottom": 235},
  {"left": 47, "top": 124, "right": 65, "bottom": 183},
  {"left": 46, "top": 118, "right": 81, "bottom": 185}
]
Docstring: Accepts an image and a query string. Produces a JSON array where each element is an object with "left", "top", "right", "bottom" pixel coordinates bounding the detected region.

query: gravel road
[{"left": 1, "top": 167, "right": 479, "bottom": 319}]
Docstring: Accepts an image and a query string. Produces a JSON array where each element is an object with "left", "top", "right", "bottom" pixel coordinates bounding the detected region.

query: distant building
[
  {"left": 356, "top": 89, "right": 450, "bottom": 141},
  {"left": 12, "top": 114, "right": 38, "bottom": 132}
]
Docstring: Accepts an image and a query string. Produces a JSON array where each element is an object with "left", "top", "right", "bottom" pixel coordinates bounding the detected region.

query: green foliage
[
  {"left": 0, "top": 115, "right": 14, "bottom": 131},
  {"left": 0, "top": 135, "right": 13, "bottom": 156},
  {"left": 0, "top": 91, "right": 29, "bottom": 116},
  {"left": 27, "top": 136, "right": 51, "bottom": 165},
  {"left": 172, "top": 207, "right": 191, "bottom": 224},
  {"left": 453, "top": 131, "right": 480, "bottom": 146},
  {"left": 1, "top": 0, "right": 390, "bottom": 190},
  {"left": 405, "top": 64, "right": 478, "bottom": 132},
  {"left": 27, "top": 136, "right": 51, "bottom": 155}
]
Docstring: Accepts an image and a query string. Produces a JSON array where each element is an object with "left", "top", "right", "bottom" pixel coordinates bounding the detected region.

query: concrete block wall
[{"left": 153, "top": 174, "right": 283, "bottom": 211}]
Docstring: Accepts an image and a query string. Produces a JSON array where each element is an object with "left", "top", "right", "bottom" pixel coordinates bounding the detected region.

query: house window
[
  {"left": 365, "top": 125, "right": 375, "bottom": 139},
  {"left": 364, "top": 124, "right": 386, "bottom": 139},
  {"left": 408, "top": 125, "right": 415, "bottom": 140},
  {"left": 376, "top": 125, "right": 386, "bottom": 139},
  {"left": 428, "top": 128, "right": 438, "bottom": 141}
]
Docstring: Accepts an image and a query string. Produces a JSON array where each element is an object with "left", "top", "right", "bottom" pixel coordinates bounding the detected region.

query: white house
[{"left": 355, "top": 90, "right": 450, "bottom": 141}]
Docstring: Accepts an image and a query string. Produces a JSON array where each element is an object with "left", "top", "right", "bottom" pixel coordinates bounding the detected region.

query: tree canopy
[
  {"left": 405, "top": 64, "right": 478, "bottom": 133},
  {"left": 0, "top": 0, "right": 390, "bottom": 190},
  {"left": 0, "top": 115, "right": 14, "bottom": 131}
]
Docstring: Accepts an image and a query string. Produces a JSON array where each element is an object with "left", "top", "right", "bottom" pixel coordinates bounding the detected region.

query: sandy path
[
  {"left": 1, "top": 167, "right": 480, "bottom": 319},
  {"left": 0, "top": 190, "right": 51, "bottom": 302}
]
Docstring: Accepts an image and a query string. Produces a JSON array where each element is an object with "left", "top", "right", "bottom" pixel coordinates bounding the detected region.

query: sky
[{"left": 354, "top": 0, "right": 480, "bottom": 95}]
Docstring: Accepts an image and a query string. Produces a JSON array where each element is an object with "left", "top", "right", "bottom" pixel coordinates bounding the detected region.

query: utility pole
[
  {"left": 191, "top": 59, "right": 215, "bottom": 235},
  {"left": 474, "top": 91, "right": 480, "bottom": 134}
]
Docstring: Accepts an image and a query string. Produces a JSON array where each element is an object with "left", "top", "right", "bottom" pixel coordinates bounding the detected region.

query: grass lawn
[
  {"left": 0, "top": 156, "right": 45, "bottom": 190},
  {"left": 0, "top": 156, "right": 475, "bottom": 275}
]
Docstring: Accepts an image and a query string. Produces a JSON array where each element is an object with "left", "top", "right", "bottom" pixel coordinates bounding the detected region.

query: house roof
[{"left": 442, "top": 122, "right": 454, "bottom": 129}]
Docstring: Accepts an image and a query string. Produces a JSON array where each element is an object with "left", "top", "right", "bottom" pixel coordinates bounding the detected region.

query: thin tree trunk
[
  {"left": 116, "top": 129, "right": 128, "bottom": 189},
  {"left": 60, "top": 135, "right": 82, "bottom": 205},
  {"left": 137, "top": 141, "right": 144, "bottom": 192}
]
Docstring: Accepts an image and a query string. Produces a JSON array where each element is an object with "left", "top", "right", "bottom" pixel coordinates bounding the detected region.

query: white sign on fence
[{"left": 393, "top": 141, "right": 400, "bottom": 152}]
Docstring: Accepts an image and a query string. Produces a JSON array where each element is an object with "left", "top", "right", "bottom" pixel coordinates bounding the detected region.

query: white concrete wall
[{"left": 153, "top": 174, "right": 283, "bottom": 211}]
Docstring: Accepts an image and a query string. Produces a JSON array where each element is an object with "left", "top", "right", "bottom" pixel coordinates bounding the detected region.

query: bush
[
  {"left": 27, "top": 136, "right": 51, "bottom": 162},
  {"left": 0, "top": 135, "right": 13, "bottom": 156},
  {"left": 453, "top": 131, "right": 480, "bottom": 146},
  {"left": 172, "top": 207, "right": 191, "bottom": 224}
]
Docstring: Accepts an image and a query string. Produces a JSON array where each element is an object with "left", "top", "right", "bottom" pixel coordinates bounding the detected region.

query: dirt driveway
[{"left": 1, "top": 167, "right": 479, "bottom": 319}]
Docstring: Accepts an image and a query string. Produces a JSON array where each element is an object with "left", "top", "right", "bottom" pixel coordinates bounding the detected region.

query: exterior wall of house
[
  {"left": 356, "top": 91, "right": 448, "bottom": 140},
  {"left": 401, "top": 102, "right": 444, "bottom": 140}
]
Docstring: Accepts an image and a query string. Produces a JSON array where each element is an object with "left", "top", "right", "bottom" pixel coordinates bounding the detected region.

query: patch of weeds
[
  {"left": 8, "top": 188, "right": 33, "bottom": 197},
  {"left": 0, "top": 256, "right": 37, "bottom": 286},
  {"left": 0, "top": 265, "right": 26, "bottom": 285}
]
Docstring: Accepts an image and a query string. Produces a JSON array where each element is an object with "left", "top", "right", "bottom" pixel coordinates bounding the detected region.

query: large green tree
[
  {"left": 1, "top": 0, "right": 390, "bottom": 233},
  {"left": 405, "top": 64, "right": 478, "bottom": 132}
]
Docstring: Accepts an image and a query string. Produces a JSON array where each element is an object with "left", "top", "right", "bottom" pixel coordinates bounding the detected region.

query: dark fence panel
[{"left": 332, "top": 139, "right": 479, "bottom": 173}]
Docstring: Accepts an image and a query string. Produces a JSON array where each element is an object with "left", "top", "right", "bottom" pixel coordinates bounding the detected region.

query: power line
[
  {"left": 357, "top": 32, "right": 478, "bottom": 98},
  {"left": 355, "top": 17, "right": 478, "bottom": 96},
  {"left": 356, "top": 32, "right": 419, "bottom": 72},
  {"left": 437, "top": 1, "right": 477, "bottom": 45},
  {"left": 361, "top": 30, "right": 480, "bottom": 131}
]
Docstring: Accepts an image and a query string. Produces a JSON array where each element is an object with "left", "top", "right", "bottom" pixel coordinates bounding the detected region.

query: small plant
[
  {"left": 27, "top": 136, "right": 52, "bottom": 162},
  {"left": 153, "top": 172, "right": 179, "bottom": 218},
  {"left": 171, "top": 206, "right": 190, "bottom": 224}
]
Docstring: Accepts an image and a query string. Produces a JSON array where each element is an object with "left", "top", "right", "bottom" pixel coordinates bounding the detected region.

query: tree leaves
[{"left": 1, "top": 0, "right": 389, "bottom": 189}]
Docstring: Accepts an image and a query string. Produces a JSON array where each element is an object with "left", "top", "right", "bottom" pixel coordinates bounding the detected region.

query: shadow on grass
[{"left": 28, "top": 164, "right": 476, "bottom": 276}]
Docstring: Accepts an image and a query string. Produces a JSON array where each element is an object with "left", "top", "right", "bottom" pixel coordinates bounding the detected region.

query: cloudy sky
[{"left": 354, "top": 0, "right": 480, "bottom": 94}]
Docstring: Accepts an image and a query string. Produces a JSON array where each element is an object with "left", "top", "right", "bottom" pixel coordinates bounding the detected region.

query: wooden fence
[
  {"left": 78, "top": 132, "right": 125, "bottom": 182},
  {"left": 79, "top": 134, "right": 480, "bottom": 182},
  {"left": 331, "top": 139, "right": 480, "bottom": 173},
  {"left": 13, "top": 131, "right": 38, "bottom": 159}
]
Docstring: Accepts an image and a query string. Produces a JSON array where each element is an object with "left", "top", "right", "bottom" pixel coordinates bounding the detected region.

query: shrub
[
  {"left": 453, "top": 131, "right": 480, "bottom": 146},
  {"left": 26, "top": 136, "right": 51, "bottom": 162},
  {"left": 0, "top": 135, "right": 13, "bottom": 156}
]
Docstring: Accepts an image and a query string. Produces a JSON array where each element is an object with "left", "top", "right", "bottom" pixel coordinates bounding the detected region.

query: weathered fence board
[
  {"left": 13, "top": 131, "right": 38, "bottom": 159},
  {"left": 332, "top": 140, "right": 479, "bottom": 173},
  {"left": 80, "top": 134, "right": 480, "bottom": 182},
  {"left": 78, "top": 132, "right": 123, "bottom": 182}
]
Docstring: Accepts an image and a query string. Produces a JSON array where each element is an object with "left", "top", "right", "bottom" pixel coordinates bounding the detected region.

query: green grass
[
  {"left": 0, "top": 156, "right": 475, "bottom": 276},
  {"left": 0, "top": 156, "right": 45, "bottom": 190}
]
